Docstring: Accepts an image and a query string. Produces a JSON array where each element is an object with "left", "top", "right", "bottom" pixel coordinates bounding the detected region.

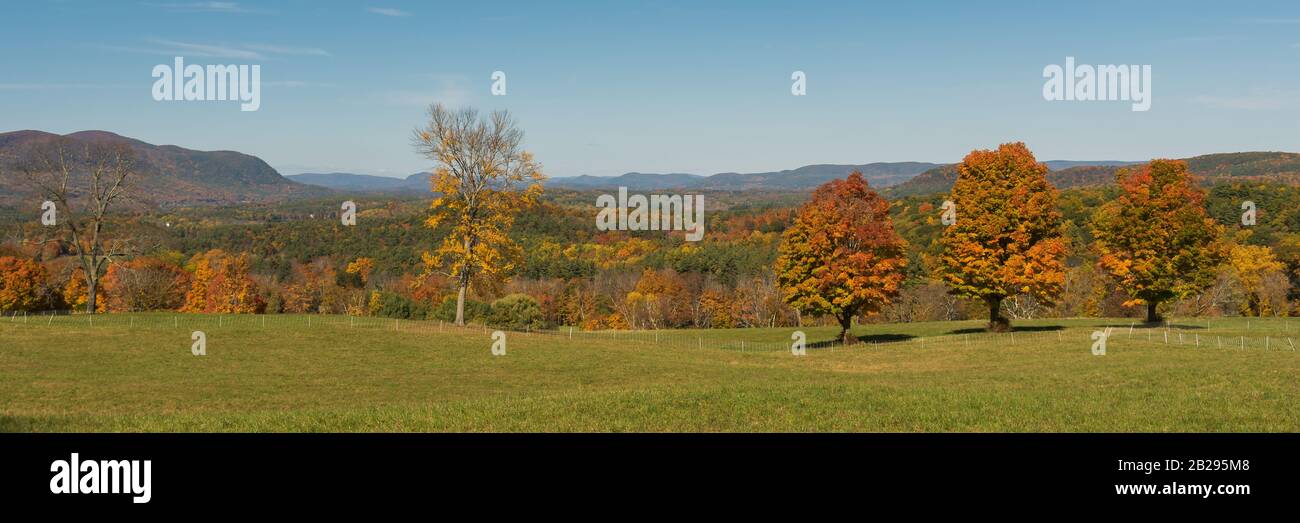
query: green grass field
[{"left": 1, "top": 313, "right": 1297, "bottom": 432}]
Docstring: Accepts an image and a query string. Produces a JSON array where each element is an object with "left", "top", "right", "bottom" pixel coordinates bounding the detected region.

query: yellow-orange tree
[
  {"left": 1092, "top": 160, "right": 1225, "bottom": 322},
  {"left": 412, "top": 105, "right": 545, "bottom": 325},
  {"left": 0, "top": 256, "right": 49, "bottom": 312},
  {"left": 775, "top": 172, "right": 907, "bottom": 344},
  {"left": 940, "top": 143, "right": 1066, "bottom": 332}
]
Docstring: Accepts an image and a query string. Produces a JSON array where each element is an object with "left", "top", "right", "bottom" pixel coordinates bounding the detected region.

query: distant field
[{"left": 1, "top": 313, "right": 1297, "bottom": 432}]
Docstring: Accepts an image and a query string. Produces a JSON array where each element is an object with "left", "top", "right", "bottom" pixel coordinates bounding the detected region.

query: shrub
[
  {"left": 489, "top": 293, "right": 546, "bottom": 331},
  {"left": 432, "top": 294, "right": 490, "bottom": 323}
]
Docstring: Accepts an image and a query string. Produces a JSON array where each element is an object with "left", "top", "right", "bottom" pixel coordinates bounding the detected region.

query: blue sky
[{"left": 1, "top": 0, "right": 1298, "bottom": 178}]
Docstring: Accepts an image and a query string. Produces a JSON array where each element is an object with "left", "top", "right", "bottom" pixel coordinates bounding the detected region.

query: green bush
[
  {"left": 432, "top": 294, "right": 490, "bottom": 323},
  {"left": 489, "top": 293, "right": 547, "bottom": 331}
]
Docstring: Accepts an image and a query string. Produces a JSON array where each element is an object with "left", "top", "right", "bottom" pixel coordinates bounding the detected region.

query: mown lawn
[{"left": 1, "top": 313, "right": 1297, "bottom": 432}]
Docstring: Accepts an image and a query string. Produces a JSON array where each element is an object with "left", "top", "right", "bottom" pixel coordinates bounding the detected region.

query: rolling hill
[
  {"left": 0, "top": 130, "right": 329, "bottom": 208},
  {"left": 886, "top": 153, "right": 1300, "bottom": 197},
  {"left": 290, "top": 163, "right": 944, "bottom": 193}
]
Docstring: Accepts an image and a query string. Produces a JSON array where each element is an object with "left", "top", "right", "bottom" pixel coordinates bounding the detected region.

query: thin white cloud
[
  {"left": 146, "top": 2, "right": 263, "bottom": 13},
  {"left": 263, "top": 81, "right": 337, "bottom": 88},
  {"left": 367, "top": 7, "right": 410, "bottom": 17},
  {"left": 379, "top": 76, "right": 473, "bottom": 107},
  {"left": 1192, "top": 88, "right": 1300, "bottom": 110},
  {"left": 0, "top": 83, "right": 131, "bottom": 90},
  {"left": 93, "top": 39, "right": 331, "bottom": 60},
  {"left": 1235, "top": 17, "right": 1300, "bottom": 24},
  {"left": 145, "top": 38, "right": 264, "bottom": 59},
  {"left": 243, "top": 44, "right": 331, "bottom": 57}
]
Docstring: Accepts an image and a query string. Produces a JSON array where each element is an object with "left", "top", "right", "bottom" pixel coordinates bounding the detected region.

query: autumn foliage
[
  {"left": 181, "top": 250, "right": 265, "bottom": 314},
  {"left": 775, "top": 171, "right": 907, "bottom": 343},
  {"left": 102, "top": 257, "right": 190, "bottom": 312},
  {"left": 940, "top": 143, "right": 1066, "bottom": 331},
  {"left": 413, "top": 105, "right": 546, "bottom": 325},
  {"left": 1092, "top": 160, "right": 1225, "bottom": 322},
  {"left": 0, "top": 256, "right": 49, "bottom": 312}
]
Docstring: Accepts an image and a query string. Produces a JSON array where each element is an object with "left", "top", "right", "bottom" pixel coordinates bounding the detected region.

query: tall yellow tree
[
  {"left": 412, "top": 105, "right": 545, "bottom": 325},
  {"left": 1226, "top": 243, "right": 1286, "bottom": 316},
  {"left": 939, "top": 143, "right": 1066, "bottom": 332}
]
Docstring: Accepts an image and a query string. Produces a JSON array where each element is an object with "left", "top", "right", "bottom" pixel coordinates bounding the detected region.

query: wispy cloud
[
  {"left": 378, "top": 75, "right": 472, "bottom": 107},
  {"left": 1192, "top": 88, "right": 1300, "bottom": 111},
  {"left": 367, "top": 6, "right": 410, "bottom": 17},
  {"left": 1162, "top": 35, "right": 1243, "bottom": 46},
  {"left": 1235, "top": 17, "right": 1300, "bottom": 24},
  {"left": 263, "top": 80, "right": 337, "bottom": 88},
  {"left": 0, "top": 83, "right": 131, "bottom": 90},
  {"left": 145, "top": 2, "right": 264, "bottom": 13},
  {"left": 145, "top": 38, "right": 264, "bottom": 59},
  {"left": 242, "top": 44, "right": 330, "bottom": 57},
  {"left": 93, "top": 38, "right": 331, "bottom": 60}
]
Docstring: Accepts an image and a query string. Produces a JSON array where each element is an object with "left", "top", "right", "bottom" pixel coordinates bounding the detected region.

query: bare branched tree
[
  {"left": 14, "top": 137, "right": 137, "bottom": 314},
  {"left": 411, "top": 104, "right": 545, "bottom": 325}
]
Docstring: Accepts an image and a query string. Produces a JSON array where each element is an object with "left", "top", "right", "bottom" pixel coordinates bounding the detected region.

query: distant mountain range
[
  {"left": 0, "top": 130, "right": 328, "bottom": 207},
  {"left": 286, "top": 161, "right": 1143, "bottom": 194},
  {"left": 886, "top": 152, "right": 1300, "bottom": 196},
  {"left": 4, "top": 130, "right": 1299, "bottom": 208},
  {"left": 286, "top": 172, "right": 430, "bottom": 192}
]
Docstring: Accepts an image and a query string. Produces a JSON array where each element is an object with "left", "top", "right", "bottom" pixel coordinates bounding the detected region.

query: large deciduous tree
[
  {"left": 1091, "top": 159, "right": 1225, "bottom": 323},
  {"left": 775, "top": 171, "right": 907, "bottom": 344},
  {"left": 412, "top": 105, "right": 545, "bottom": 325},
  {"left": 14, "top": 137, "right": 137, "bottom": 314},
  {"left": 939, "top": 142, "right": 1066, "bottom": 332}
]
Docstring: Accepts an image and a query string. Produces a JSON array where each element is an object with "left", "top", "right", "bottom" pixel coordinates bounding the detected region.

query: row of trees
[
  {"left": 773, "top": 143, "right": 1230, "bottom": 342},
  {"left": 4, "top": 107, "right": 1288, "bottom": 343}
]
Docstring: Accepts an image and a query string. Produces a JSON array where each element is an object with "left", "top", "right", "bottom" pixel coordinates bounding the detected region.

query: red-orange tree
[
  {"left": 1091, "top": 160, "right": 1225, "bottom": 322},
  {"left": 775, "top": 172, "right": 907, "bottom": 344},
  {"left": 939, "top": 143, "right": 1066, "bottom": 332}
]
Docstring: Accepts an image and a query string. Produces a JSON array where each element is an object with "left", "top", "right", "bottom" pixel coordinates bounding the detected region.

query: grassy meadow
[{"left": 1, "top": 313, "right": 1297, "bottom": 432}]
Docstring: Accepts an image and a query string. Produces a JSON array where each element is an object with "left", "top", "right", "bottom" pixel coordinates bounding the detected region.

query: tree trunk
[
  {"left": 454, "top": 284, "right": 467, "bottom": 326},
  {"left": 837, "top": 312, "right": 857, "bottom": 345},
  {"left": 987, "top": 296, "right": 1008, "bottom": 332},
  {"left": 1145, "top": 300, "right": 1161, "bottom": 324},
  {"left": 85, "top": 273, "right": 98, "bottom": 315}
]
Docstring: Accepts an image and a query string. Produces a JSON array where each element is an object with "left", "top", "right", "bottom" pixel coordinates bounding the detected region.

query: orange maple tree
[
  {"left": 0, "top": 256, "right": 49, "bottom": 312},
  {"left": 775, "top": 171, "right": 908, "bottom": 344},
  {"left": 939, "top": 142, "right": 1066, "bottom": 332},
  {"left": 1091, "top": 159, "right": 1225, "bottom": 322}
]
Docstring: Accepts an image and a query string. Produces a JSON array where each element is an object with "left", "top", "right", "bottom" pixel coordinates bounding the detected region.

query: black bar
[{"left": 0, "top": 434, "right": 1292, "bottom": 512}]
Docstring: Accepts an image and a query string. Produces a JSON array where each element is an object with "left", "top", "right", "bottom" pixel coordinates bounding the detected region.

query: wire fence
[{"left": 5, "top": 310, "right": 1300, "bottom": 356}]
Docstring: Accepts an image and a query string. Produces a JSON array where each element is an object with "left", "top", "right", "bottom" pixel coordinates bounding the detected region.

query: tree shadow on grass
[
  {"left": 1103, "top": 322, "right": 1206, "bottom": 330},
  {"left": 947, "top": 325, "right": 1064, "bottom": 335},
  {"left": 809, "top": 334, "right": 914, "bottom": 348}
]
